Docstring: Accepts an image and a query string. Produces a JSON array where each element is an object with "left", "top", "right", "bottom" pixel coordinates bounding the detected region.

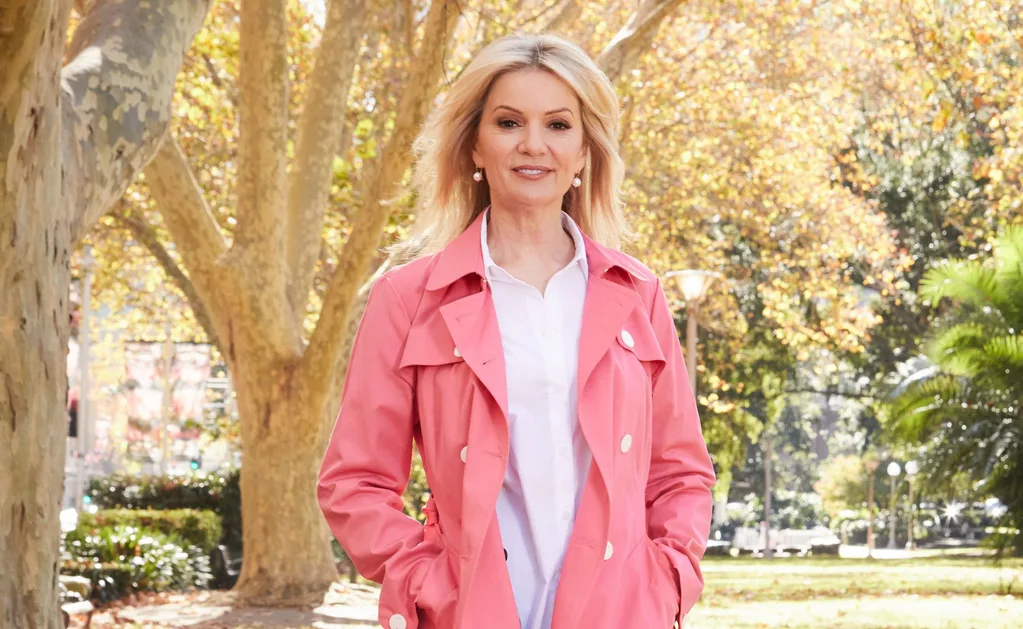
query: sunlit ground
[{"left": 688, "top": 553, "right": 1023, "bottom": 628}]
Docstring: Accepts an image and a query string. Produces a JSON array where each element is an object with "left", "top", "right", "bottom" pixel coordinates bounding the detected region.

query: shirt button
[
  {"left": 620, "top": 434, "right": 632, "bottom": 453},
  {"left": 388, "top": 614, "right": 407, "bottom": 629},
  {"left": 558, "top": 446, "right": 570, "bottom": 457},
  {"left": 562, "top": 510, "right": 571, "bottom": 522},
  {"left": 620, "top": 329, "right": 634, "bottom": 349},
  {"left": 453, "top": 347, "right": 462, "bottom": 358},
  {"left": 604, "top": 541, "right": 614, "bottom": 560},
  {"left": 460, "top": 446, "right": 468, "bottom": 463}
]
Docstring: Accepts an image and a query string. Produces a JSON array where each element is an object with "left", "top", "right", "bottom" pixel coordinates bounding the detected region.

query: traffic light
[{"left": 190, "top": 457, "right": 201, "bottom": 471}]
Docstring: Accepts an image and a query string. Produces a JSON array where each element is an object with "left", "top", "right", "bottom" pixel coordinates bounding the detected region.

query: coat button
[
  {"left": 620, "top": 434, "right": 632, "bottom": 453},
  {"left": 620, "top": 329, "right": 634, "bottom": 349},
  {"left": 604, "top": 541, "right": 614, "bottom": 560},
  {"left": 460, "top": 446, "right": 468, "bottom": 463},
  {"left": 388, "top": 614, "right": 407, "bottom": 629},
  {"left": 453, "top": 346, "right": 462, "bottom": 358}
]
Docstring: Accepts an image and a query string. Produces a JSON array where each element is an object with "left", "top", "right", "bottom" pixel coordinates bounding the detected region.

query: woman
[{"left": 318, "top": 33, "right": 715, "bottom": 629}]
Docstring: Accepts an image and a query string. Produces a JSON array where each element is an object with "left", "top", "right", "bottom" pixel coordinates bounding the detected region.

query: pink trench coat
[{"left": 317, "top": 213, "right": 716, "bottom": 629}]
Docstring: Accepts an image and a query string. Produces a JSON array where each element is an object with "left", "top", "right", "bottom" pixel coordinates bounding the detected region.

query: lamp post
[
  {"left": 664, "top": 269, "right": 721, "bottom": 397},
  {"left": 905, "top": 460, "right": 919, "bottom": 551},
  {"left": 865, "top": 459, "right": 879, "bottom": 559},
  {"left": 887, "top": 461, "right": 901, "bottom": 549},
  {"left": 665, "top": 269, "right": 722, "bottom": 525}
]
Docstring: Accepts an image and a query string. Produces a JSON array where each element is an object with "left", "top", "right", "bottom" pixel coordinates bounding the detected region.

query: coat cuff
[{"left": 377, "top": 544, "right": 441, "bottom": 629}]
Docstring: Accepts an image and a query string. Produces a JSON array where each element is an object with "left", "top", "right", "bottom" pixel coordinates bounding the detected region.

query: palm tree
[{"left": 890, "top": 225, "right": 1023, "bottom": 556}]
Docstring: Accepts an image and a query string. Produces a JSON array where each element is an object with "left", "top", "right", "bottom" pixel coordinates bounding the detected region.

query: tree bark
[
  {"left": 286, "top": 0, "right": 369, "bottom": 317},
  {"left": 230, "top": 364, "right": 338, "bottom": 605},
  {"left": 1, "top": 4, "right": 75, "bottom": 627},
  {"left": 596, "top": 0, "right": 684, "bottom": 84},
  {"left": 0, "top": 0, "right": 210, "bottom": 626}
]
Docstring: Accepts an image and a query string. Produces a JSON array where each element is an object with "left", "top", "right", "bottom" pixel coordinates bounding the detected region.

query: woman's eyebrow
[{"left": 493, "top": 105, "right": 575, "bottom": 118}]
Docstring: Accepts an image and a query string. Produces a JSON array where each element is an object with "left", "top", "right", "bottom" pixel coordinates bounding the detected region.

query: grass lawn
[{"left": 687, "top": 554, "right": 1023, "bottom": 628}]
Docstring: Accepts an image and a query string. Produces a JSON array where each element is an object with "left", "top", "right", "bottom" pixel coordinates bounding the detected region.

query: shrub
[
  {"left": 62, "top": 524, "right": 212, "bottom": 602},
  {"left": 77, "top": 509, "right": 222, "bottom": 554},
  {"left": 87, "top": 469, "right": 241, "bottom": 551},
  {"left": 738, "top": 491, "right": 827, "bottom": 529}
]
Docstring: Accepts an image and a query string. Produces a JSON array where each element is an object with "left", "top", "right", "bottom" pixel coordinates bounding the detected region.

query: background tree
[
  {"left": 889, "top": 226, "right": 1023, "bottom": 556},
  {"left": 0, "top": 1, "right": 210, "bottom": 626}
]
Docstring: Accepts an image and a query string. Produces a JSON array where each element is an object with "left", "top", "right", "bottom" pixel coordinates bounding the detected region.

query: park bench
[
  {"left": 210, "top": 544, "right": 243, "bottom": 589},
  {"left": 59, "top": 575, "right": 94, "bottom": 628},
  {"left": 731, "top": 526, "right": 841, "bottom": 555}
]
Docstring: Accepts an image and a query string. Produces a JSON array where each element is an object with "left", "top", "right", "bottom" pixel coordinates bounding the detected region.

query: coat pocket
[
  {"left": 608, "top": 536, "right": 678, "bottom": 629},
  {"left": 415, "top": 497, "right": 459, "bottom": 626},
  {"left": 645, "top": 537, "right": 680, "bottom": 622}
]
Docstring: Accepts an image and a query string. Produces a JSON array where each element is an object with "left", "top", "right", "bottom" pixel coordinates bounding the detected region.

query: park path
[{"left": 69, "top": 582, "right": 382, "bottom": 629}]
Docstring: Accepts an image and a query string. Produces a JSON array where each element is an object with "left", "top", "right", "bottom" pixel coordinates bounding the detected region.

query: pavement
[{"left": 99, "top": 582, "right": 381, "bottom": 628}]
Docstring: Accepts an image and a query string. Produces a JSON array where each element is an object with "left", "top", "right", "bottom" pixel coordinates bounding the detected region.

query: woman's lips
[{"left": 512, "top": 167, "right": 552, "bottom": 180}]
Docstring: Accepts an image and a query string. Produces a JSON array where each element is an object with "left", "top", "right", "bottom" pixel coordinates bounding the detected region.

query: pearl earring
[
  {"left": 572, "top": 173, "right": 582, "bottom": 188},
  {"left": 473, "top": 167, "right": 484, "bottom": 183}
]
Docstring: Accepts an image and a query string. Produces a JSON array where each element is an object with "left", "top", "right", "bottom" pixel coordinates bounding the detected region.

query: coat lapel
[
  {"left": 576, "top": 236, "right": 647, "bottom": 498},
  {"left": 438, "top": 289, "right": 508, "bottom": 421}
]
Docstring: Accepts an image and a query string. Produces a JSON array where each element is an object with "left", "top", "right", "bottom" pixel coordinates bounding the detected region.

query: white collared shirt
[{"left": 481, "top": 209, "right": 593, "bottom": 629}]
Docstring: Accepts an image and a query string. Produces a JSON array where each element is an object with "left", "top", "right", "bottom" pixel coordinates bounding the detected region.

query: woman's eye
[
  {"left": 497, "top": 119, "right": 519, "bottom": 128},
  {"left": 551, "top": 120, "right": 571, "bottom": 130}
]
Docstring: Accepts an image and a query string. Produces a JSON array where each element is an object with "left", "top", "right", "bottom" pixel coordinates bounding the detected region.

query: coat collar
[{"left": 424, "top": 208, "right": 651, "bottom": 291}]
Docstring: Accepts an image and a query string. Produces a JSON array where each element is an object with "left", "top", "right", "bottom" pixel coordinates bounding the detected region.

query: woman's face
[{"left": 473, "top": 68, "right": 588, "bottom": 210}]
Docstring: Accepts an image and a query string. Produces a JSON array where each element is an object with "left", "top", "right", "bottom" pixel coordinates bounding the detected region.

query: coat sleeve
[
  {"left": 645, "top": 278, "right": 717, "bottom": 626},
  {"left": 317, "top": 275, "right": 440, "bottom": 629}
]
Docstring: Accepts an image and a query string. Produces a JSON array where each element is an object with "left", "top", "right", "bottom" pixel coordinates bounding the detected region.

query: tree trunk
[
  {"left": 0, "top": 7, "right": 74, "bottom": 628},
  {"left": 228, "top": 361, "right": 337, "bottom": 605},
  {"left": 1, "top": 0, "right": 210, "bottom": 625}
]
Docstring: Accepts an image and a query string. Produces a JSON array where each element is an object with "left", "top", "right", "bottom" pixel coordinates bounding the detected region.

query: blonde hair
[{"left": 397, "top": 33, "right": 627, "bottom": 257}]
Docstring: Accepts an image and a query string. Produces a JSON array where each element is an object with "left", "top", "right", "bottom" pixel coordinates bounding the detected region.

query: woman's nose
[{"left": 518, "top": 122, "right": 546, "bottom": 155}]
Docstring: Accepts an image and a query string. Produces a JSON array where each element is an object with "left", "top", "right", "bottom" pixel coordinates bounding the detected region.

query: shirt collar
[{"left": 480, "top": 207, "right": 588, "bottom": 281}]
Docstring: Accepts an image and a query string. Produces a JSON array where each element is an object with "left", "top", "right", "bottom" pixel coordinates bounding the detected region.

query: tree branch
[
  {"left": 0, "top": 1, "right": 54, "bottom": 112},
  {"left": 112, "top": 207, "right": 221, "bottom": 349},
  {"left": 596, "top": 0, "right": 684, "bottom": 83},
  {"left": 541, "top": 0, "right": 582, "bottom": 33},
  {"left": 60, "top": 0, "right": 212, "bottom": 242},
  {"left": 233, "top": 0, "right": 289, "bottom": 292},
  {"left": 784, "top": 387, "right": 878, "bottom": 401},
  {"left": 301, "top": 0, "right": 460, "bottom": 403},
  {"left": 286, "top": 0, "right": 369, "bottom": 318},
  {"left": 144, "top": 137, "right": 229, "bottom": 276}
]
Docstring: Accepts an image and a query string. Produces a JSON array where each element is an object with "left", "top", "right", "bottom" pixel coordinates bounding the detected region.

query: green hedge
[
  {"left": 61, "top": 560, "right": 136, "bottom": 604},
  {"left": 77, "top": 509, "right": 222, "bottom": 554},
  {"left": 62, "top": 524, "right": 212, "bottom": 602},
  {"left": 87, "top": 469, "right": 241, "bottom": 550}
]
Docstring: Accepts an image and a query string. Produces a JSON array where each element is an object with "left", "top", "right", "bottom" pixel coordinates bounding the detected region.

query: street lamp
[
  {"left": 905, "top": 460, "right": 919, "bottom": 551},
  {"left": 665, "top": 269, "right": 721, "bottom": 526},
  {"left": 664, "top": 269, "right": 721, "bottom": 396},
  {"left": 887, "top": 461, "right": 901, "bottom": 549},
  {"left": 865, "top": 459, "right": 879, "bottom": 559}
]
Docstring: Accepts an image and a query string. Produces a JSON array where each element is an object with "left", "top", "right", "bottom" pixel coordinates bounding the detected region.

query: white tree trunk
[
  {"left": 0, "top": 1, "right": 210, "bottom": 626},
  {"left": 1, "top": 5, "right": 75, "bottom": 627}
]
